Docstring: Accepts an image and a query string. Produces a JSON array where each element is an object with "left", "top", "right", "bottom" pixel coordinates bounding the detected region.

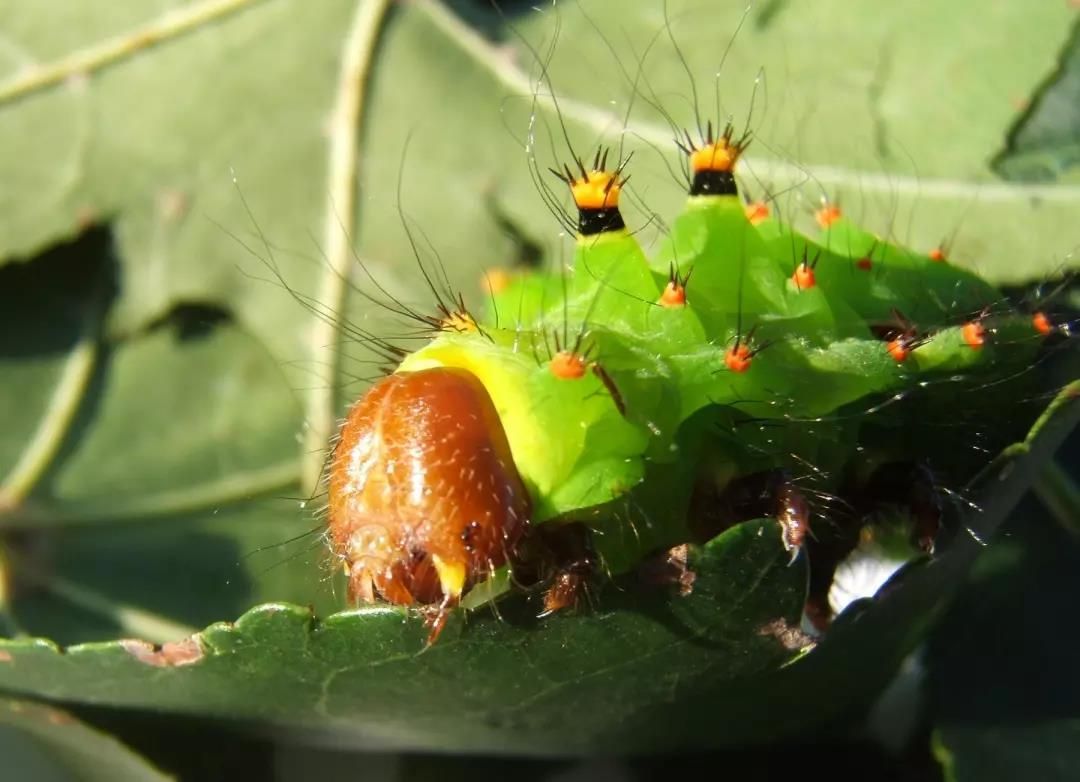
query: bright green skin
[{"left": 398, "top": 193, "right": 1044, "bottom": 575}]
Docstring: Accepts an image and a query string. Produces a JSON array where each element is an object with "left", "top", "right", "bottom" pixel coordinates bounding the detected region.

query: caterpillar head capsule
[{"left": 327, "top": 367, "right": 530, "bottom": 645}]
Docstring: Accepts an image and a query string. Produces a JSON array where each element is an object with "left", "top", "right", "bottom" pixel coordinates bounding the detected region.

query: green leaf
[
  {"left": 927, "top": 480, "right": 1080, "bottom": 782},
  {"left": 993, "top": 21, "right": 1080, "bottom": 184},
  {"left": 0, "top": 231, "right": 301, "bottom": 523},
  {"left": 0, "top": 697, "right": 171, "bottom": 782},
  {"left": 0, "top": 520, "right": 814, "bottom": 755},
  {"left": 934, "top": 722, "right": 1080, "bottom": 782}
]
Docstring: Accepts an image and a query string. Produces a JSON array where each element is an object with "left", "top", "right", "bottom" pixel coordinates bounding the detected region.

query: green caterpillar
[{"left": 327, "top": 108, "right": 1064, "bottom": 642}]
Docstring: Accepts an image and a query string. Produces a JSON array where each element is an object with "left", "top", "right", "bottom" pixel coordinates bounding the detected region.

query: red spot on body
[{"left": 856, "top": 257, "right": 873, "bottom": 271}]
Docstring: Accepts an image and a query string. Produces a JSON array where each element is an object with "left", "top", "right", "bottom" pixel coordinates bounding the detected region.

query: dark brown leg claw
[
  {"left": 776, "top": 481, "right": 810, "bottom": 565},
  {"left": 540, "top": 567, "right": 592, "bottom": 617},
  {"left": 422, "top": 594, "right": 457, "bottom": 647},
  {"left": 517, "top": 522, "right": 598, "bottom": 619},
  {"left": 638, "top": 544, "right": 696, "bottom": 596}
]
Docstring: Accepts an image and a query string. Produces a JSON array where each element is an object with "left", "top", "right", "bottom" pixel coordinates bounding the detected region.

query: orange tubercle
[
  {"left": 745, "top": 201, "right": 770, "bottom": 225},
  {"left": 689, "top": 140, "right": 739, "bottom": 173},
  {"left": 724, "top": 343, "right": 753, "bottom": 373},
  {"left": 928, "top": 246, "right": 947, "bottom": 263},
  {"left": 962, "top": 321, "right": 986, "bottom": 349},
  {"left": 550, "top": 350, "right": 588, "bottom": 379},
  {"left": 887, "top": 339, "right": 912, "bottom": 363},
  {"left": 570, "top": 171, "right": 621, "bottom": 210},
  {"left": 441, "top": 311, "right": 477, "bottom": 334},
  {"left": 1033, "top": 311, "right": 1053, "bottom": 335},
  {"left": 815, "top": 203, "right": 842, "bottom": 229},
  {"left": 482, "top": 267, "right": 513, "bottom": 296},
  {"left": 659, "top": 280, "right": 687, "bottom": 308},
  {"left": 791, "top": 263, "right": 816, "bottom": 290}
]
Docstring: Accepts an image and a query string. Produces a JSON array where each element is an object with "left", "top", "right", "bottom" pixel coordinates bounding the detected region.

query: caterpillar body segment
[{"left": 328, "top": 123, "right": 1066, "bottom": 641}]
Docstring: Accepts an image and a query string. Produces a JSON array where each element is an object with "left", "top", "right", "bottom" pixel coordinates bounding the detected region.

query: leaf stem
[
  {"left": 0, "top": 459, "right": 299, "bottom": 529},
  {"left": 303, "top": 0, "right": 394, "bottom": 494},
  {"left": 0, "top": 302, "right": 101, "bottom": 513},
  {"left": 21, "top": 569, "right": 197, "bottom": 644},
  {"left": 967, "top": 381, "right": 1080, "bottom": 487},
  {"left": 0, "top": 545, "right": 27, "bottom": 638},
  {"left": 0, "top": 0, "right": 262, "bottom": 106},
  {"left": 1033, "top": 459, "right": 1080, "bottom": 538},
  {"left": 961, "top": 381, "right": 1080, "bottom": 533}
]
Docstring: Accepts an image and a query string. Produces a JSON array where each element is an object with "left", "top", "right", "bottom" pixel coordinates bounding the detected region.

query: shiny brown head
[{"left": 327, "top": 367, "right": 530, "bottom": 643}]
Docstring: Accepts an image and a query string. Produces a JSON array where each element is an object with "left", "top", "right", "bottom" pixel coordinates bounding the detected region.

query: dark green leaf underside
[
  {"left": 994, "top": 19, "right": 1080, "bottom": 184},
  {"left": 0, "top": 521, "right": 814, "bottom": 755},
  {"left": 928, "top": 486, "right": 1080, "bottom": 782},
  {"left": 0, "top": 697, "right": 170, "bottom": 782}
]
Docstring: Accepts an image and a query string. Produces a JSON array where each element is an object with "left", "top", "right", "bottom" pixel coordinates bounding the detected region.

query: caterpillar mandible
[{"left": 322, "top": 2, "right": 1075, "bottom": 646}]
